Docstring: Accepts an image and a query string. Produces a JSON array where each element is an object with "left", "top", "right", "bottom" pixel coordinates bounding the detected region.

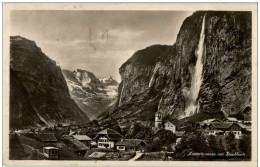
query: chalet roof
[
  {"left": 223, "top": 117, "right": 238, "bottom": 122},
  {"left": 210, "top": 122, "right": 233, "bottom": 129},
  {"left": 96, "top": 128, "right": 122, "bottom": 140},
  {"left": 115, "top": 139, "right": 146, "bottom": 147},
  {"left": 202, "top": 118, "right": 221, "bottom": 123},
  {"left": 73, "top": 135, "right": 92, "bottom": 141},
  {"left": 164, "top": 121, "right": 175, "bottom": 125},
  {"left": 237, "top": 123, "right": 252, "bottom": 131},
  {"left": 197, "top": 118, "right": 222, "bottom": 126},
  {"left": 88, "top": 152, "right": 106, "bottom": 159},
  {"left": 43, "top": 147, "right": 59, "bottom": 150},
  {"left": 62, "top": 136, "right": 89, "bottom": 151},
  {"left": 241, "top": 106, "right": 251, "bottom": 114},
  {"left": 36, "top": 133, "right": 57, "bottom": 142}
]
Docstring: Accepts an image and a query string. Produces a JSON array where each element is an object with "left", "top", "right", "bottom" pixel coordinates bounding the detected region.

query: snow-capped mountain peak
[{"left": 99, "top": 76, "right": 118, "bottom": 86}]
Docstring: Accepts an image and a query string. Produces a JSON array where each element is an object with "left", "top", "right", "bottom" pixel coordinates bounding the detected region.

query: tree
[
  {"left": 91, "top": 120, "right": 99, "bottom": 127},
  {"left": 135, "top": 126, "right": 155, "bottom": 143},
  {"left": 225, "top": 133, "right": 237, "bottom": 153},
  {"left": 145, "top": 137, "right": 161, "bottom": 152},
  {"left": 131, "top": 122, "right": 142, "bottom": 137},
  {"left": 218, "top": 138, "right": 226, "bottom": 154},
  {"left": 156, "top": 129, "right": 176, "bottom": 146},
  {"left": 109, "top": 123, "right": 122, "bottom": 134},
  {"left": 208, "top": 135, "right": 218, "bottom": 154},
  {"left": 183, "top": 121, "right": 197, "bottom": 134},
  {"left": 174, "top": 131, "right": 209, "bottom": 158},
  {"left": 239, "top": 135, "right": 251, "bottom": 157}
]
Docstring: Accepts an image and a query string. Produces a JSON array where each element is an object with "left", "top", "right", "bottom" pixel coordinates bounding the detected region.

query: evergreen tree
[
  {"left": 218, "top": 138, "right": 226, "bottom": 154},
  {"left": 239, "top": 135, "right": 251, "bottom": 157},
  {"left": 208, "top": 135, "right": 219, "bottom": 154},
  {"left": 225, "top": 133, "right": 237, "bottom": 153}
]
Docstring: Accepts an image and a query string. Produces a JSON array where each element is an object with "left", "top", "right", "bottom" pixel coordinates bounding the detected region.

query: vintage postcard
[{"left": 2, "top": 2, "right": 257, "bottom": 167}]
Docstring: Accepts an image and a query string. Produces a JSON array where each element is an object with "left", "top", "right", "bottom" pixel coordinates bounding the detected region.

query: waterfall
[
  {"left": 184, "top": 15, "right": 206, "bottom": 117},
  {"left": 118, "top": 81, "right": 124, "bottom": 107},
  {"left": 149, "top": 64, "right": 160, "bottom": 88},
  {"left": 148, "top": 72, "right": 155, "bottom": 88}
]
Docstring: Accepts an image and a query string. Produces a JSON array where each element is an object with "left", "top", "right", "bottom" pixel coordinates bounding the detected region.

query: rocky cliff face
[
  {"left": 117, "top": 45, "right": 172, "bottom": 107},
  {"left": 62, "top": 69, "right": 118, "bottom": 120},
  {"left": 10, "top": 36, "right": 90, "bottom": 128},
  {"left": 156, "top": 11, "right": 251, "bottom": 118},
  {"left": 101, "top": 11, "right": 251, "bottom": 123}
]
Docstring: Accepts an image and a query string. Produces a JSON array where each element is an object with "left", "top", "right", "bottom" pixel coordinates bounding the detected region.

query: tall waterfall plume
[
  {"left": 118, "top": 81, "right": 125, "bottom": 107},
  {"left": 183, "top": 15, "right": 206, "bottom": 117}
]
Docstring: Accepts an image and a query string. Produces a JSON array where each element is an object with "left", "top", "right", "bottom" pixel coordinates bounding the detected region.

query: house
[
  {"left": 43, "top": 147, "right": 59, "bottom": 159},
  {"left": 72, "top": 135, "right": 92, "bottom": 147},
  {"left": 176, "top": 138, "right": 182, "bottom": 145},
  {"left": 88, "top": 152, "right": 106, "bottom": 160},
  {"left": 196, "top": 118, "right": 222, "bottom": 129},
  {"left": 95, "top": 128, "right": 123, "bottom": 149},
  {"left": 237, "top": 122, "right": 252, "bottom": 135},
  {"left": 115, "top": 139, "right": 146, "bottom": 152},
  {"left": 69, "top": 129, "right": 80, "bottom": 136},
  {"left": 223, "top": 117, "right": 238, "bottom": 123},
  {"left": 36, "top": 133, "right": 57, "bottom": 143},
  {"left": 61, "top": 135, "right": 89, "bottom": 155},
  {"left": 164, "top": 121, "right": 176, "bottom": 133},
  {"left": 241, "top": 106, "right": 251, "bottom": 122},
  {"left": 207, "top": 122, "right": 243, "bottom": 139}
]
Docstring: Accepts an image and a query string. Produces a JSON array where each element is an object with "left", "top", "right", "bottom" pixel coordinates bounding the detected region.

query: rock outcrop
[{"left": 10, "top": 36, "right": 90, "bottom": 128}]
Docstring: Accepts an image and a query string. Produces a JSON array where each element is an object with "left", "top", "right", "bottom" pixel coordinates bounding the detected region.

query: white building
[
  {"left": 208, "top": 122, "right": 243, "bottom": 139},
  {"left": 95, "top": 128, "right": 122, "bottom": 149},
  {"left": 43, "top": 147, "right": 59, "bottom": 159},
  {"left": 164, "top": 121, "right": 176, "bottom": 133}
]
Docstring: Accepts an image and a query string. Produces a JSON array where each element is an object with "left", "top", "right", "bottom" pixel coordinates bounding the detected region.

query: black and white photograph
[{"left": 2, "top": 2, "right": 257, "bottom": 166}]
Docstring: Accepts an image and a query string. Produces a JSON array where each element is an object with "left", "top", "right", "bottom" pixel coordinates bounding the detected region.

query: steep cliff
[
  {"left": 101, "top": 11, "right": 251, "bottom": 123},
  {"left": 10, "top": 36, "right": 90, "bottom": 128},
  {"left": 62, "top": 69, "right": 118, "bottom": 120},
  {"left": 117, "top": 45, "right": 172, "bottom": 107},
  {"left": 155, "top": 11, "right": 251, "bottom": 118}
]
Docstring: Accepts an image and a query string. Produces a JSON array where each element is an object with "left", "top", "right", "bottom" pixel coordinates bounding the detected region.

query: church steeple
[{"left": 155, "top": 111, "right": 162, "bottom": 128}]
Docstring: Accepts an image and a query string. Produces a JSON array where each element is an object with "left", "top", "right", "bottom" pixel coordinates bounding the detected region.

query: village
[{"left": 9, "top": 106, "right": 252, "bottom": 161}]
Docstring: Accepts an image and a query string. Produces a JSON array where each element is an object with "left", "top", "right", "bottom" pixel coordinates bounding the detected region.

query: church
[{"left": 154, "top": 111, "right": 176, "bottom": 134}]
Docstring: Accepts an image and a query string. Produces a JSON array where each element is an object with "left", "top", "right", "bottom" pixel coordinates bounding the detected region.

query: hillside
[{"left": 10, "top": 36, "right": 90, "bottom": 128}]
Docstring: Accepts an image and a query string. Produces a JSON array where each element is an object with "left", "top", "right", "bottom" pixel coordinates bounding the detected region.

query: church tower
[{"left": 155, "top": 111, "right": 162, "bottom": 128}]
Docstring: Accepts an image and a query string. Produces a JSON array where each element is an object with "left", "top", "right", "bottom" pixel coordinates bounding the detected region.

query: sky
[{"left": 11, "top": 10, "right": 193, "bottom": 81}]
